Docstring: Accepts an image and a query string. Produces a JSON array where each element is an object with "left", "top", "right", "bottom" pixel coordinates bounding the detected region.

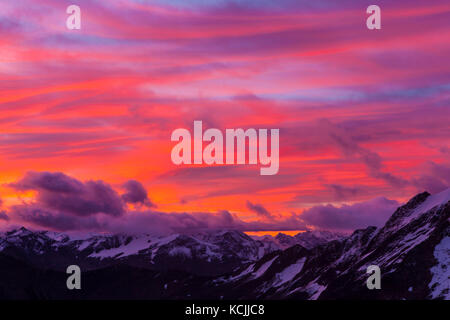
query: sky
[{"left": 0, "top": 0, "right": 449, "bottom": 235}]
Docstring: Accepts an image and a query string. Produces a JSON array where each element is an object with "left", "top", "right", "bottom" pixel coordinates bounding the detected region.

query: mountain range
[{"left": 0, "top": 188, "right": 448, "bottom": 300}]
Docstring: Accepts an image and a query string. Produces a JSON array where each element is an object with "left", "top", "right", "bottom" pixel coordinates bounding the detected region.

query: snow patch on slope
[
  {"left": 429, "top": 235, "right": 450, "bottom": 299},
  {"left": 306, "top": 279, "right": 328, "bottom": 300},
  {"left": 273, "top": 257, "right": 306, "bottom": 287},
  {"left": 88, "top": 236, "right": 150, "bottom": 259},
  {"left": 169, "top": 246, "right": 192, "bottom": 258},
  {"left": 253, "top": 256, "right": 277, "bottom": 279},
  {"left": 401, "top": 189, "right": 450, "bottom": 228}
]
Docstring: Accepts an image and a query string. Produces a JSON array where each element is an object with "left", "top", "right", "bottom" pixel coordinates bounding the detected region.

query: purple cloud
[
  {"left": 10, "top": 171, "right": 125, "bottom": 217},
  {"left": 5, "top": 197, "right": 307, "bottom": 235},
  {"left": 4, "top": 171, "right": 407, "bottom": 235},
  {"left": 300, "top": 196, "right": 400, "bottom": 232},
  {"left": 122, "top": 180, "right": 155, "bottom": 208},
  {"left": 412, "top": 161, "right": 450, "bottom": 194},
  {"left": 0, "top": 198, "right": 9, "bottom": 221},
  {"left": 246, "top": 200, "right": 272, "bottom": 219},
  {"left": 321, "top": 119, "right": 409, "bottom": 188},
  {"left": 102, "top": 210, "right": 308, "bottom": 235},
  {"left": 0, "top": 211, "right": 9, "bottom": 221},
  {"left": 325, "top": 184, "right": 368, "bottom": 201},
  {"left": 10, "top": 205, "right": 101, "bottom": 231}
]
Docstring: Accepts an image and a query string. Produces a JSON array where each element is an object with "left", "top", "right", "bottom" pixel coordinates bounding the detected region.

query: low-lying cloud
[
  {"left": 300, "top": 196, "right": 400, "bottom": 232},
  {"left": 246, "top": 200, "right": 272, "bottom": 219},
  {"left": 122, "top": 179, "right": 156, "bottom": 208},
  {"left": 2, "top": 171, "right": 406, "bottom": 235},
  {"left": 10, "top": 171, "right": 126, "bottom": 217}
]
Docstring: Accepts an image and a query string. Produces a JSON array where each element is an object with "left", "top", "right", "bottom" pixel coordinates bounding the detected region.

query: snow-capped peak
[
  {"left": 414, "top": 188, "right": 450, "bottom": 216},
  {"left": 383, "top": 188, "right": 450, "bottom": 234}
]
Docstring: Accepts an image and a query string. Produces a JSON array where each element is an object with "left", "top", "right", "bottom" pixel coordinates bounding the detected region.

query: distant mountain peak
[
  {"left": 255, "top": 230, "right": 344, "bottom": 250},
  {"left": 383, "top": 188, "right": 450, "bottom": 234},
  {"left": 6, "top": 226, "right": 33, "bottom": 237}
]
